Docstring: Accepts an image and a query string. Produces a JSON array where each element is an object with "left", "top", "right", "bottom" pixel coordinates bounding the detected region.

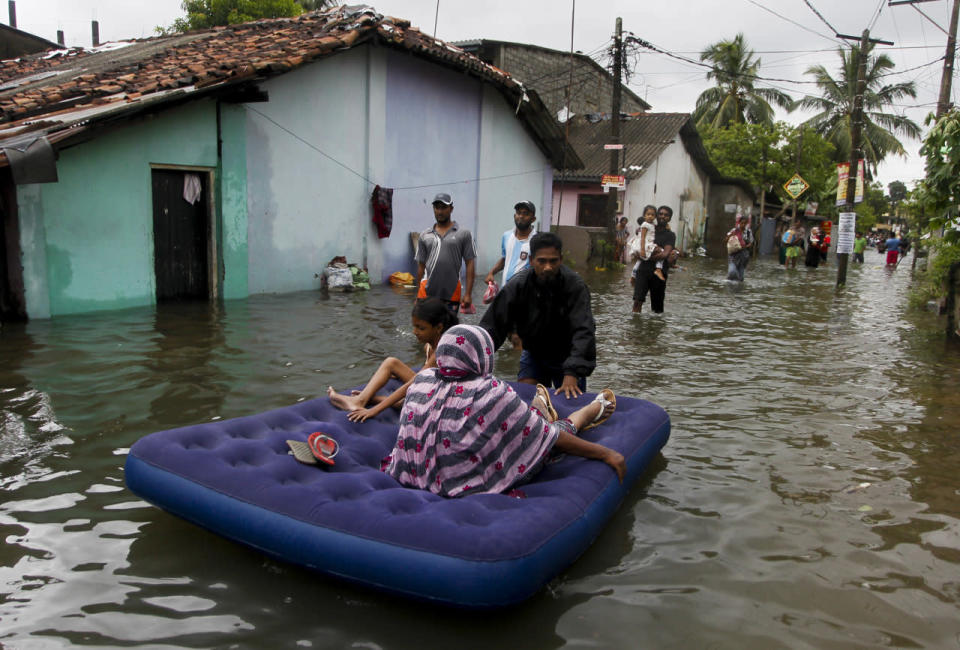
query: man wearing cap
[
  {"left": 484, "top": 200, "right": 537, "bottom": 289},
  {"left": 415, "top": 193, "right": 477, "bottom": 313}
]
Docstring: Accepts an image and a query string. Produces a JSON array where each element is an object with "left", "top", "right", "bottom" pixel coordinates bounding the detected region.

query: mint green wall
[
  {"left": 245, "top": 48, "right": 372, "bottom": 294},
  {"left": 219, "top": 103, "right": 249, "bottom": 300},
  {"left": 19, "top": 100, "right": 219, "bottom": 317}
]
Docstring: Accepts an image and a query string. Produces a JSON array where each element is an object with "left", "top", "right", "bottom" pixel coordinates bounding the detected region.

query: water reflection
[
  {"left": 146, "top": 303, "right": 229, "bottom": 426},
  {"left": 1, "top": 255, "right": 959, "bottom": 647}
]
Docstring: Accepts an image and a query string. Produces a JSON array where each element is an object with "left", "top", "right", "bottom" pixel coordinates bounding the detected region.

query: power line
[
  {"left": 746, "top": 0, "right": 841, "bottom": 44},
  {"left": 801, "top": 0, "right": 840, "bottom": 35},
  {"left": 869, "top": 0, "right": 886, "bottom": 31},
  {"left": 244, "top": 106, "right": 550, "bottom": 191}
]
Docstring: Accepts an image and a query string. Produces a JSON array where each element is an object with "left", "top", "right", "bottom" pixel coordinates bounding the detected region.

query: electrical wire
[
  {"left": 868, "top": 0, "right": 885, "bottom": 31},
  {"left": 244, "top": 105, "right": 549, "bottom": 191},
  {"left": 801, "top": 0, "right": 839, "bottom": 35},
  {"left": 746, "top": 0, "right": 841, "bottom": 45}
]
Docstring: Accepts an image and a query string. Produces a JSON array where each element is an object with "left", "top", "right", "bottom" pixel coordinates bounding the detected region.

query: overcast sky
[{"left": 9, "top": 0, "right": 956, "bottom": 190}]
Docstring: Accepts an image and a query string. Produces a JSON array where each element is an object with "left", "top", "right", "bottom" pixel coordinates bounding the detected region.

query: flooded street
[{"left": 2, "top": 252, "right": 959, "bottom": 648}]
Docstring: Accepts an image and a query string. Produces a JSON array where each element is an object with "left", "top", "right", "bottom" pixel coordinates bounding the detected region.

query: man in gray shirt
[{"left": 415, "top": 193, "right": 477, "bottom": 313}]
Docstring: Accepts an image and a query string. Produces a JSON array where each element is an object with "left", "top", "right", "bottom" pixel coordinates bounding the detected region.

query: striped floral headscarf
[{"left": 382, "top": 325, "right": 564, "bottom": 497}]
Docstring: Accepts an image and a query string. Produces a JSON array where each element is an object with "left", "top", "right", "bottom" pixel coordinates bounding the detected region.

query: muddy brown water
[{"left": 2, "top": 254, "right": 959, "bottom": 648}]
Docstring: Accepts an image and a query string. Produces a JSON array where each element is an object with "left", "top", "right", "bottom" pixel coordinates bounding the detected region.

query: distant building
[
  {"left": 457, "top": 39, "right": 650, "bottom": 118},
  {"left": 459, "top": 39, "right": 753, "bottom": 254},
  {"left": 0, "top": 22, "right": 60, "bottom": 59}
]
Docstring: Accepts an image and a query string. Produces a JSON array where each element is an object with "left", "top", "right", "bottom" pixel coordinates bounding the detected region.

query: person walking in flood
[
  {"left": 853, "top": 231, "right": 867, "bottom": 264},
  {"left": 480, "top": 232, "right": 596, "bottom": 399},
  {"left": 414, "top": 193, "right": 477, "bottom": 314},
  {"left": 483, "top": 200, "right": 536, "bottom": 290},
  {"left": 782, "top": 220, "right": 804, "bottom": 269},
  {"left": 725, "top": 212, "right": 753, "bottom": 282},
  {"left": 632, "top": 205, "right": 679, "bottom": 313},
  {"left": 884, "top": 231, "right": 903, "bottom": 267}
]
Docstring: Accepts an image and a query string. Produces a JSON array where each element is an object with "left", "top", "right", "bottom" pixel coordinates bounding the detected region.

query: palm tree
[
  {"left": 693, "top": 33, "right": 793, "bottom": 128},
  {"left": 794, "top": 44, "right": 920, "bottom": 172}
]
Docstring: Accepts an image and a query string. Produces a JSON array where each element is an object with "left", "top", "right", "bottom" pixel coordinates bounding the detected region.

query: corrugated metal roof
[{"left": 561, "top": 113, "right": 693, "bottom": 179}]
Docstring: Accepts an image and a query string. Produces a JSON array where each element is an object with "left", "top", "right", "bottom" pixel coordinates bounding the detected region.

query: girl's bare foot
[
  {"left": 654, "top": 268, "right": 666, "bottom": 281},
  {"left": 327, "top": 386, "right": 366, "bottom": 412}
]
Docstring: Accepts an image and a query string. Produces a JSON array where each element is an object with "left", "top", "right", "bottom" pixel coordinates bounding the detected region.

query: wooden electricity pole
[
  {"left": 938, "top": 0, "right": 960, "bottom": 117},
  {"left": 835, "top": 29, "right": 892, "bottom": 287},
  {"left": 605, "top": 17, "right": 623, "bottom": 253},
  {"left": 890, "top": 0, "right": 960, "bottom": 118}
]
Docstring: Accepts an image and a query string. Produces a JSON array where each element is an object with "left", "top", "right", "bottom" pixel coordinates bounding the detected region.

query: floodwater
[{"left": 2, "top": 252, "right": 959, "bottom": 649}]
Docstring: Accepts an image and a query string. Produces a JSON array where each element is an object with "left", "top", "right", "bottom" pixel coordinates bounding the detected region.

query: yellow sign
[{"left": 783, "top": 173, "right": 810, "bottom": 199}]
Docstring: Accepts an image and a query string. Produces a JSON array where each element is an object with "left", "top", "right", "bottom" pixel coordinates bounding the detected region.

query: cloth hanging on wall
[
  {"left": 371, "top": 184, "right": 393, "bottom": 239},
  {"left": 183, "top": 173, "right": 202, "bottom": 205}
]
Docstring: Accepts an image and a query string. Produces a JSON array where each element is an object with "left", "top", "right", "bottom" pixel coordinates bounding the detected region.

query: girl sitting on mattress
[
  {"left": 327, "top": 297, "right": 457, "bottom": 422},
  {"left": 381, "top": 324, "right": 625, "bottom": 497}
]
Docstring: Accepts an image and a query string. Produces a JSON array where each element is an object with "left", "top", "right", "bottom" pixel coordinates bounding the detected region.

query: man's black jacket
[{"left": 479, "top": 265, "right": 596, "bottom": 379}]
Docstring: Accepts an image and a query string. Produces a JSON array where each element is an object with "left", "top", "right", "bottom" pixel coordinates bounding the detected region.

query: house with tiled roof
[
  {"left": 553, "top": 114, "right": 754, "bottom": 254},
  {"left": 0, "top": 5, "right": 579, "bottom": 320}
]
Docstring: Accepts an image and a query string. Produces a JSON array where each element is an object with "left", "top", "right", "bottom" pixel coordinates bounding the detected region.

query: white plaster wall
[
  {"left": 624, "top": 139, "right": 708, "bottom": 251},
  {"left": 245, "top": 47, "right": 371, "bottom": 295}
]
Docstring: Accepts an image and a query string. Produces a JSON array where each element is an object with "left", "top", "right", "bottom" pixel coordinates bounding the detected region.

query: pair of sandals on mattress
[
  {"left": 287, "top": 432, "right": 339, "bottom": 466},
  {"left": 533, "top": 384, "right": 616, "bottom": 430}
]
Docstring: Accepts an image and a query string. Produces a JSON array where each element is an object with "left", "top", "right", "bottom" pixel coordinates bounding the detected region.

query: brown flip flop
[{"left": 534, "top": 384, "right": 559, "bottom": 422}]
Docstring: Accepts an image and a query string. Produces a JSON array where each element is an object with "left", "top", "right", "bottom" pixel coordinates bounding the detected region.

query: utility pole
[
  {"left": 890, "top": 0, "right": 960, "bottom": 118},
  {"left": 939, "top": 0, "right": 960, "bottom": 117},
  {"left": 837, "top": 30, "right": 871, "bottom": 288},
  {"left": 605, "top": 17, "right": 623, "bottom": 254}
]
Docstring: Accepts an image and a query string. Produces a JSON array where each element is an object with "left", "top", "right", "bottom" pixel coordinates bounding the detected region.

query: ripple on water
[{"left": 0, "top": 256, "right": 959, "bottom": 647}]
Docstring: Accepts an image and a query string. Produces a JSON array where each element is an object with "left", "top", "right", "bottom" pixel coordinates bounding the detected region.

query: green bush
[{"left": 910, "top": 239, "right": 960, "bottom": 308}]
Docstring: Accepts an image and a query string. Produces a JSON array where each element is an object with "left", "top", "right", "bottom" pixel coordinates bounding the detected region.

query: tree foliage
[
  {"left": 168, "top": 0, "right": 307, "bottom": 32},
  {"left": 888, "top": 180, "right": 907, "bottom": 204},
  {"left": 918, "top": 108, "right": 960, "bottom": 241},
  {"left": 794, "top": 43, "right": 920, "bottom": 173},
  {"left": 699, "top": 121, "right": 836, "bottom": 212},
  {"left": 693, "top": 33, "right": 793, "bottom": 128}
]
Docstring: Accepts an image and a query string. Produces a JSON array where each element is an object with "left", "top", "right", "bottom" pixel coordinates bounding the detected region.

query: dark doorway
[
  {"left": 152, "top": 169, "right": 210, "bottom": 302},
  {"left": 577, "top": 194, "right": 610, "bottom": 227},
  {"left": 0, "top": 167, "right": 26, "bottom": 321}
]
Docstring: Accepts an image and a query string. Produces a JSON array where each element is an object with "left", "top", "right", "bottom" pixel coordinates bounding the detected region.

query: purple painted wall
[{"left": 381, "top": 53, "right": 481, "bottom": 279}]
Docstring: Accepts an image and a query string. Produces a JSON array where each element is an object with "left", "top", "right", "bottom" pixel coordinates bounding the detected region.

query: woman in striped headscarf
[{"left": 382, "top": 324, "right": 624, "bottom": 497}]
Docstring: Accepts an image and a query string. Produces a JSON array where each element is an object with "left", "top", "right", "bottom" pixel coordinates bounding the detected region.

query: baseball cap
[
  {"left": 432, "top": 193, "right": 453, "bottom": 206},
  {"left": 514, "top": 200, "right": 536, "bottom": 215}
]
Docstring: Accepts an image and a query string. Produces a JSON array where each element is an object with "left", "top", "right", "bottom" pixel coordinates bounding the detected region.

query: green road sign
[{"left": 783, "top": 173, "right": 810, "bottom": 199}]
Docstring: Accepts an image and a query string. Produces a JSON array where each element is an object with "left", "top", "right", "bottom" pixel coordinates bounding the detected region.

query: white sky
[{"left": 9, "top": 0, "right": 955, "bottom": 191}]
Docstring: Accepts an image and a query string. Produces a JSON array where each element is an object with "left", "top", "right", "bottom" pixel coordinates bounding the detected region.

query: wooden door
[
  {"left": 152, "top": 169, "right": 209, "bottom": 302},
  {"left": 0, "top": 168, "right": 26, "bottom": 321}
]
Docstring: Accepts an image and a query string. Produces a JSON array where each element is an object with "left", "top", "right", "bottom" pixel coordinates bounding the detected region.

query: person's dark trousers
[
  {"left": 648, "top": 275, "right": 667, "bottom": 313},
  {"left": 635, "top": 270, "right": 667, "bottom": 313}
]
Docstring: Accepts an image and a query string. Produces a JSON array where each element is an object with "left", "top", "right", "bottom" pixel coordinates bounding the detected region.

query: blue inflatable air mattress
[{"left": 125, "top": 382, "right": 670, "bottom": 608}]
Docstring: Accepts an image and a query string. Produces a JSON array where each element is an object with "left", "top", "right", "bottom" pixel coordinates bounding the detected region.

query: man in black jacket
[{"left": 479, "top": 232, "right": 596, "bottom": 398}]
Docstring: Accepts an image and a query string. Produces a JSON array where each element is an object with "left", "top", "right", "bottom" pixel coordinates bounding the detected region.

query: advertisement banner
[{"left": 835, "top": 160, "right": 865, "bottom": 206}]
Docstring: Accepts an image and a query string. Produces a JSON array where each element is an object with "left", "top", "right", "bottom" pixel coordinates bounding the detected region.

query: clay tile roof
[{"left": 0, "top": 5, "right": 579, "bottom": 167}]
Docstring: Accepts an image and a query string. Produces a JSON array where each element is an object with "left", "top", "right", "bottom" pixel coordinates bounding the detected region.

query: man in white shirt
[{"left": 484, "top": 200, "right": 536, "bottom": 288}]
